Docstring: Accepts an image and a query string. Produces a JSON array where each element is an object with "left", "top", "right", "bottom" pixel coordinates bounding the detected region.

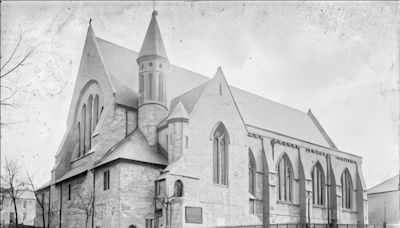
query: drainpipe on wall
[
  {"left": 59, "top": 184, "right": 62, "bottom": 228},
  {"left": 48, "top": 186, "right": 51, "bottom": 227},
  {"left": 326, "top": 154, "right": 330, "bottom": 227},
  {"left": 91, "top": 169, "right": 96, "bottom": 228}
]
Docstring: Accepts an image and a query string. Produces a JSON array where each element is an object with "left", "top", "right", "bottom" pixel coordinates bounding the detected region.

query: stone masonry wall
[
  {"left": 183, "top": 73, "right": 250, "bottom": 227},
  {"left": 118, "top": 161, "right": 163, "bottom": 228},
  {"left": 94, "top": 162, "right": 121, "bottom": 228}
]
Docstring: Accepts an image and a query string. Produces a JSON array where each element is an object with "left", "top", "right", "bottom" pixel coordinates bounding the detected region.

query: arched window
[
  {"left": 77, "top": 122, "right": 81, "bottom": 157},
  {"left": 93, "top": 95, "right": 99, "bottom": 129},
  {"left": 277, "top": 154, "right": 293, "bottom": 202},
  {"left": 312, "top": 162, "right": 325, "bottom": 206},
  {"left": 213, "top": 123, "right": 229, "bottom": 185},
  {"left": 341, "top": 169, "right": 352, "bottom": 209},
  {"left": 81, "top": 105, "right": 86, "bottom": 155},
  {"left": 249, "top": 149, "right": 256, "bottom": 195},
  {"left": 86, "top": 95, "right": 93, "bottom": 151},
  {"left": 159, "top": 74, "right": 164, "bottom": 102},
  {"left": 148, "top": 73, "right": 153, "bottom": 100},
  {"left": 139, "top": 74, "right": 144, "bottom": 104},
  {"left": 174, "top": 180, "right": 183, "bottom": 197}
]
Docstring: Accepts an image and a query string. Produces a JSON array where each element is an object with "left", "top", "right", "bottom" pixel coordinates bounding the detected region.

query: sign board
[{"left": 185, "top": 207, "right": 202, "bottom": 224}]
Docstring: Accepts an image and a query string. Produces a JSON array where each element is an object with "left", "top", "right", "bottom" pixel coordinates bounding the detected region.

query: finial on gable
[
  {"left": 152, "top": 0, "right": 157, "bottom": 15},
  {"left": 89, "top": 18, "right": 92, "bottom": 26},
  {"left": 214, "top": 66, "right": 225, "bottom": 78}
]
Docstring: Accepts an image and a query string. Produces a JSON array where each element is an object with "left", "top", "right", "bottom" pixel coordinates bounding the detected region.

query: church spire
[
  {"left": 138, "top": 10, "right": 168, "bottom": 61},
  {"left": 137, "top": 10, "right": 169, "bottom": 146}
]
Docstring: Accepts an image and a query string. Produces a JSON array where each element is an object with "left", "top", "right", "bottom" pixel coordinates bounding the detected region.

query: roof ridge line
[
  {"left": 96, "top": 36, "right": 136, "bottom": 53},
  {"left": 231, "top": 86, "right": 307, "bottom": 115},
  {"left": 368, "top": 174, "right": 399, "bottom": 191}
]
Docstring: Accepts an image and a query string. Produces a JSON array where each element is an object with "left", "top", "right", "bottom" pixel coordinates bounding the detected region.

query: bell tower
[{"left": 137, "top": 10, "right": 169, "bottom": 145}]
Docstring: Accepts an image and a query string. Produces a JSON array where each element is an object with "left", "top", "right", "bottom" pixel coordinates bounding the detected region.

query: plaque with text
[{"left": 185, "top": 207, "right": 202, "bottom": 224}]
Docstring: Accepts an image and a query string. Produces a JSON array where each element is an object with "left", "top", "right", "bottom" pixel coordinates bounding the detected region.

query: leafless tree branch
[
  {"left": 1, "top": 157, "right": 28, "bottom": 226},
  {"left": 1, "top": 33, "right": 22, "bottom": 71},
  {"left": 1, "top": 46, "right": 36, "bottom": 79},
  {"left": 1, "top": 90, "right": 17, "bottom": 103}
]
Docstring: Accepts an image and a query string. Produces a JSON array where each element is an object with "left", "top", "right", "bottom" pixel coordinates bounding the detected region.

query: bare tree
[
  {"left": 1, "top": 32, "right": 42, "bottom": 126},
  {"left": 0, "top": 157, "right": 27, "bottom": 227},
  {"left": 74, "top": 189, "right": 93, "bottom": 228},
  {"left": 27, "top": 172, "right": 47, "bottom": 228}
]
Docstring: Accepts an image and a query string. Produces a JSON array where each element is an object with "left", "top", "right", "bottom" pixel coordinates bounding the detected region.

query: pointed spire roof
[
  {"left": 214, "top": 66, "right": 224, "bottom": 78},
  {"left": 167, "top": 101, "right": 189, "bottom": 122},
  {"left": 138, "top": 11, "right": 168, "bottom": 61}
]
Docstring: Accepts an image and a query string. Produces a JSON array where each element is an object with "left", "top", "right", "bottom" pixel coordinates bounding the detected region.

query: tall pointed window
[
  {"left": 81, "top": 104, "right": 86, "bottom": 155},
  {"left": 139, "top": 74, "right": 144, "bottom": 104},
  {"left": 341, "top": 169, "right": 352, "bottom": 209},
  {"left": 93, "top": 95, "right": 99, "bottom": 128},
  {"left": 249, "top": 149, "right": 256, "bottom": 195},
  {"left": 159, "top": 74, "right": 164, "bottom": 102},
  {"left": 86, "top": 95, "right": 93, "bottom": 151},
  {"left": 148, "top": 73, "right": 153, "bottom": 100},
  {"left": 277, "top": 154, "right": 293, "bottom": 202},
  {"left": 312, "top": 162, "right": 325, "bottom": 206},
  {"left": 213, "top": 123, "right": 229, "bottom": 185}
]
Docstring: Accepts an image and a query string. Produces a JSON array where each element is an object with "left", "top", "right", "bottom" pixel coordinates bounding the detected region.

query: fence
[{"left": 217, "top": 224, "right": 386, "bottom": 228}]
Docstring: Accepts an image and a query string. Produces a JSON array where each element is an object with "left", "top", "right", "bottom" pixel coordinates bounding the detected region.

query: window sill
[
  {"left": 213, "top": 183, "right": 228, "bottom": 188},
  {"left": 312, "top": 204, "right": 326, "bottom": 209},
  {"left": 341, "top": 208, "right": 356, "bottom": 213},
  {"left": 248, "top": 192, "right": 256, "bottom": 200},
  {"left": 277, "top": 200, "right": 298, "bottom": 206}
]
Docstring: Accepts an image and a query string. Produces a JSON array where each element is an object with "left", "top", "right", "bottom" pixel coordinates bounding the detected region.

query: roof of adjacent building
[
  {"left": 95, "top": 35, "right": 335, "bottom": 149},
  {"left": 368, "top": 174, "right": 399, "bottom": 194}
]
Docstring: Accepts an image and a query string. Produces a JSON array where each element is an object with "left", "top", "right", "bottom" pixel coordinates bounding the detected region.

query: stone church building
[{"left": 36, "top": 10, "right": 368, "bottom": 228}]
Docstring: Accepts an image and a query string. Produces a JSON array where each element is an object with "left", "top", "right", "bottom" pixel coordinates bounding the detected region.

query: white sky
[{"left": 1, "top": 1, "right": 399, "bottom": 189}]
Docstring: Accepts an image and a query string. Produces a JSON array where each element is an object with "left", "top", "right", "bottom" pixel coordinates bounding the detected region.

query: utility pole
[{"left": 383, "top": 200, "right": 387, "bottom": 228}]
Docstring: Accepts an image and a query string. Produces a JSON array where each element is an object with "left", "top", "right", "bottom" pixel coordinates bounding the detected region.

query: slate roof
[
  {"left": 95, "top": 36, "right": 334, "bottom": 149},
  {"left": 96, "top": 38, "right": 139, "bottom": 108},
  {"left": 167, "top": 101, "right": 190, "bottom": 122},
  {"left": 96, "top": 38, "right": 208, "bottom": 108},
  {"left": 368, "top": 174, "right": 399, "bottom": 194},
  {"left": 95, "top": 129, "right": 168, "bottom": 168},
  {"left": 55, "top": 164, "right": 88, "bottom": 184}
]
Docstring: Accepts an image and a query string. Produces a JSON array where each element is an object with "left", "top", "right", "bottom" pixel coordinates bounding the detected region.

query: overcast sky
[{"left": 1, "top": 1, "right": 399, "bottom": 188}]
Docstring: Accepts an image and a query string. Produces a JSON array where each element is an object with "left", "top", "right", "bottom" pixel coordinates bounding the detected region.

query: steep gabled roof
[
  {"left": 95, "top": 37, "right": 335, "bottom": 149},
  {"left": 96, "top": 38, "right": 139, "bottom": 108},
  {"left": 96, "top": 37, "right": 207, "bottom": 108},
  {"left": 95, "top": 129, "right": 168, "bottom": 168},
  {"left": 231, "top": 87, "right": 331, "bottom": 147},
  {"left": 169, "top": 80, "right": 210, "bottom": 115},
  {"left": 368, "top": 174, "right": 399, "bottom": 194}
]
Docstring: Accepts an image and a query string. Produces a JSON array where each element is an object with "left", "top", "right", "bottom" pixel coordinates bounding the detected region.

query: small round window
[{"left": 149, "top": 62, "right": 153, "bottom": 67}]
